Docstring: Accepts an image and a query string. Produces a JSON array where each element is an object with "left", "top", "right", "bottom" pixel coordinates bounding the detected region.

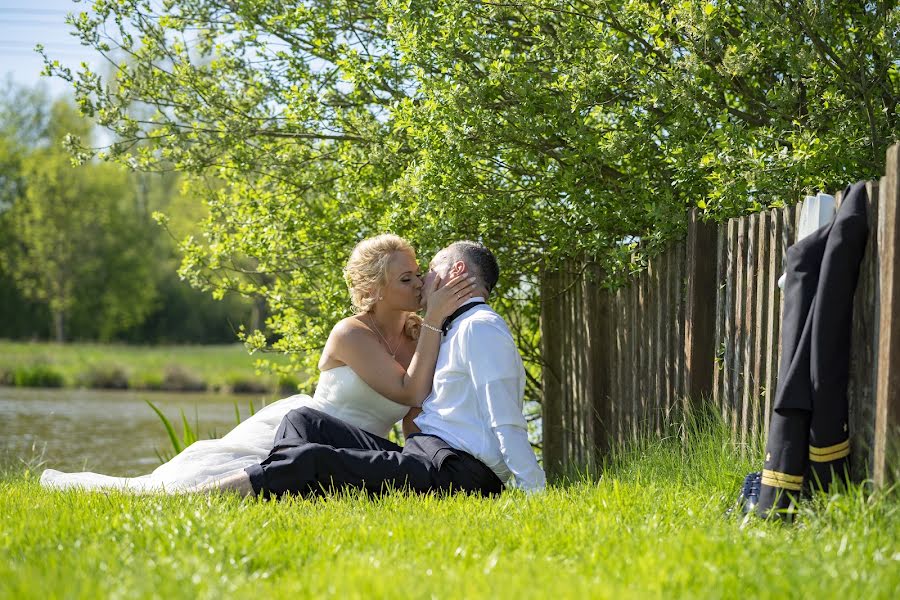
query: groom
[{"left": 207, "top": 241, "right": 545, "bottom": 497}]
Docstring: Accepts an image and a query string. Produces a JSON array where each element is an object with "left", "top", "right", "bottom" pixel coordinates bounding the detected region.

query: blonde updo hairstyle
[{"left": 343, "top": 234, "right": 422, "bottom": 340}]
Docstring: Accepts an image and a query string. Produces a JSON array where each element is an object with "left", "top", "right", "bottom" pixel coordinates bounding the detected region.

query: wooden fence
[{"left": 541, "top": 143, "right": 900, "bottom": 485}]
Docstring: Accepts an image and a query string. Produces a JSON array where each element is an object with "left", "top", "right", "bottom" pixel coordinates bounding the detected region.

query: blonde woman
[{"left": 40, "top": 235, "right": 476, "bottom": 492}]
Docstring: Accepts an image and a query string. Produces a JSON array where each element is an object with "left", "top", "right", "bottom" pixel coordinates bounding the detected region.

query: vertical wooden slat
[
  {"left": 684, "top": 209, "right": 718, "bottom": 406},
  {"left": 875, "top": 144, "right": 900, "bottom": 487},
  {"left": 653, "top": 255, "right": 668, "bottom": 433},
  {"left": 730, "top": 218, "right": 748, "bottom": 436},
  {"left": 609, "top": 291, "right": 618, "bottom": 447},
  {"left": 572, "top": 264, "right": 582, "bottom": 464},
  {"left": 540, "top": 269, "right": 564, "bottom": 479},
  {"left": 673, "top": 240, "right": 686, "bottom": 406},
  {"left": 740, "top": 214, "right": 758, "bottom": 450},
  {"left": 630, "top": 271, "right": 639, "bottom": 441},
  {"left": 723, "top": 219, "right": 737, "bottom": 425},
  {"left": 848, "top": 181, "right": 880, "bottom": 480},
  {"left": 561, "top": 265, "right": 570, "bottom": 466},
  {"left": 571, "top": 264, "right": 582, "bottom": 464},
  {"left": 764, "top": 209, "right": 784, "bottom": 439},
  {"left": 592, "top": 263, "right": 612, "bottom": 460},
  {"left": 637, "top": 269, "right": 647, "bottom": 435},
  {"left": 643, "top": 260, "right": 657, "bottom": 432},
  {"left": 583, "top": 265, "right": 593, "bottom": 463},
  {"left": 752, "top": 211, "right": 770, "bottom": 448},
  {"left": 713, "top": 222, "right": 727, "bottom": 410},
  {"left": 772, "top": 205, "right": 800, "bottom": 390},
  {"left": 664, "top": 247, "right": 675, "bottom": 415},
  {"left": 616, "top": 287, "right": 631, "bottom": 443}
]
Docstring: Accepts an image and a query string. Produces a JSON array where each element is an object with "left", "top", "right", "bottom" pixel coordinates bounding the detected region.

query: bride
[{"left": 40, "top": 234, "right": 476, "bottom": 492}]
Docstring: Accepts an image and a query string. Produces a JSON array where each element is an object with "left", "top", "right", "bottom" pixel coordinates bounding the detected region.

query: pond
[{"left": 0, "top": 387, "right": 278, "bottom": 476}]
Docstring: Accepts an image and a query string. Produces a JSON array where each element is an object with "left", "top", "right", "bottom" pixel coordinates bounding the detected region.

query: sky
[{"left": 1, "top": 0, "right": 103, "bottom": 98}]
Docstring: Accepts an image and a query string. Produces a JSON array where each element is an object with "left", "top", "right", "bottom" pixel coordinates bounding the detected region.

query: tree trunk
[{"left": 53, "top": 310, "right": 65, "bottom": 343}]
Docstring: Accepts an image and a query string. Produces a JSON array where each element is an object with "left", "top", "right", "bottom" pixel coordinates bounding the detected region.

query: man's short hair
[{"left": 444, "top": 241, "right": 500, "bottom": 293}]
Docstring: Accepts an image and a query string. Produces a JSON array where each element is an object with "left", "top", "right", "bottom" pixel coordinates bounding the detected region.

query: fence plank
[
  {"left": 540, "top": 269, "right": 564, "bottom": 478},
  {"left": 638, "top": 270, "right": 648, "bottom": 434},
  {"left": 875, "top": 144, "right": 900, "bottom": 487},
  {"left": 764, "top": 209, "right": 783, "bottom": 439},
  {"left": 722, "top": 219, "right": 737, "bottom": 424},
  {"left": 848, "top": 181, "right": 880, "bottom": 480},
  {"left": 684, "top": 210, "right": 718, "bottom": 405},
  {"left": 674, "top": 239, "right": 687, "bottom": 406},
  {"left": 741, "top": 214, "right": 758, "bottom": 451},
  {"left": 752, "top": 211, "right": 770, "bottom": 447},
  {"left": 630, "top": 274, "right": 639, "bottom": 441},
  {"left": 713, "top": 223, "right": 727, "bottom": 409},
  {"left": 565, "top": 263, "right": 581, "bottom": 465},
  {"left": 731, "top": 219, "right": 748, "bottom": 435},
  {"left": 591, "top": 263, "right": 611, "bottom": 458},
  {"left": 644, "top": 257, "right": 659, "bottom": 434}
]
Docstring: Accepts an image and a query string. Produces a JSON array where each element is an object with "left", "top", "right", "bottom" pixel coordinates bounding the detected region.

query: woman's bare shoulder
[
  {"left": 319, "top": 316, "right": 374, "bottom": 370},
  {"left": 329, "top": 316, "right": 371, "bottom": 340}
]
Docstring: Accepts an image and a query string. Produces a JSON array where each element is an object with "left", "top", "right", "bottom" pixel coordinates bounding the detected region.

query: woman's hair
[{"left": 343, "top": 234, "right": 422, "bottom": 340}]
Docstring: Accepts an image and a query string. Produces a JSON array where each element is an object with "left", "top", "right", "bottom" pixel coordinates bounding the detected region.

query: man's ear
[{"left": 448, "top": 260, "right": 467, "bottom": 277}]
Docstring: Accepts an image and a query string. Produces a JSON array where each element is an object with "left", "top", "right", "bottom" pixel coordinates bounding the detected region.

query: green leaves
[{"left": 37, "top": 0, "right": 900, "bottom": 368}]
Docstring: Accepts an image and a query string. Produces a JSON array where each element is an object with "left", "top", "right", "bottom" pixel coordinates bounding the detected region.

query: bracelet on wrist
[{"left": 421, "top": 322, "right": 442, "bottom": 334}]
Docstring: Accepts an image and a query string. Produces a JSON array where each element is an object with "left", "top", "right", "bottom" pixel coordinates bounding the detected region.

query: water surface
[{"left": 0, "top": 387, "right": 274, "bottom": 476}]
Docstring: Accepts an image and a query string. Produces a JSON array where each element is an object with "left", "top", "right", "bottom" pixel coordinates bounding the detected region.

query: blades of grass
[
  {"left": 154, "top": 448, "right": 172, "bottom": 464},
  {"left": 248, "top": 398, "right": 255, "bottom": 417},
  {"left": 145, "top": 399, "right": 183, "bottom": 455},
  {"left": 233, "top": 400, "right": 241, "bottom": 425},
  {"left": 180, "top": 409, "right": 198, "bottom": 447}
]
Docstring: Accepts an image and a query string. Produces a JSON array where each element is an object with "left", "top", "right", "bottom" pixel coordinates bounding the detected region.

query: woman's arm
[
  {"left": 331, "top": 274, "right": 476, "bottom": 407},
  {"left": 402, "top": 408, "right": 422, "bottom": 439}
]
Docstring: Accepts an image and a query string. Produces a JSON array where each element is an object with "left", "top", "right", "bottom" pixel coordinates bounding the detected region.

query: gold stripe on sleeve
[
  {"left": 761, "top": 469, "right": 804, "bottom": 491},
  {"left": 809, "top": 439, "right": 850, "bottom": 456},
  {"left": 809, "top": 443, "right": 850, "bottom": 463}
]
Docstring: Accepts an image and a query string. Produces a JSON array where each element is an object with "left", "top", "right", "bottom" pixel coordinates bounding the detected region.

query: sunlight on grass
[{"left": 2, "top": 410, "right": 897, "bottom": 598}]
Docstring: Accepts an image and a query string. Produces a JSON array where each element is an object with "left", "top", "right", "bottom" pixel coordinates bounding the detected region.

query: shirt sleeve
[
  {"left": 463, "top": 322, "right": 527, "bottom": 428},
  {"left": 494, "top": 424, "right": 546, "bottom": 492},
  {"left": 463, "top": 320, "right": 545, "bottom": 491}
]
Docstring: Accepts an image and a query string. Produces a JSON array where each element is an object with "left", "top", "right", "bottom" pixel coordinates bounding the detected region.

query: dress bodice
[{"left": 308, "top": 365, "right": 409, "bottom": 439}]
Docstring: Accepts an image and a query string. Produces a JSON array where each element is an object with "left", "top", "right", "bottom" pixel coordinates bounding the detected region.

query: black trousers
[{"left": 245, "top": 407, "right": 503, "bottom": 498}]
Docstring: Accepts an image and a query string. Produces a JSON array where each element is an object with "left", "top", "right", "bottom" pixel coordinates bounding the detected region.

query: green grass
[
  {"left": 2, "top": 414, "right": 898, "bottom": 599},
  {"left": 0, "top": 340, "right": 299, "bottom": 393}
]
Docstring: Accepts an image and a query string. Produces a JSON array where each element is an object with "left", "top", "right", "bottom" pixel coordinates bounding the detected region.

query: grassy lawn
[
  {"left": 0, "top": 341, "right": 299, "bottom": 392},
  {"left": 2, "top": 418, "right": 897, "bottom": 598}
]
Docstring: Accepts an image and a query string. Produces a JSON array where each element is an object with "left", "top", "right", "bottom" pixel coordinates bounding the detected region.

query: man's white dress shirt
[{"left": 415, "top": 300, "right": 546, "bottom": 491}]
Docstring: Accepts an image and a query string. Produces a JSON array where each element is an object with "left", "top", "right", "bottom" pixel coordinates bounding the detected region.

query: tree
[
  {"left": 42, "top": 1, "right": 900, "bottom": 377},
  {"left": 0, "top": 100, "right": 158, "bottom": 341}
]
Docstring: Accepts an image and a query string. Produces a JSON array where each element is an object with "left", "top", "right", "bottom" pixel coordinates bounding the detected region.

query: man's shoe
[{"left": 726, "top": 471, "right": 761, "bottom": 517}]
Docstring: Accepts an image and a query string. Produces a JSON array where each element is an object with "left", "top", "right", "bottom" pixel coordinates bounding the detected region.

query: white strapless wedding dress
[{"left": 40, "top": 366, "right": 409, "bottom": 491}]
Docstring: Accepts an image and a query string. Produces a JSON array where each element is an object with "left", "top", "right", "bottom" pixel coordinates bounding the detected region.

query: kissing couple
[{"left": 41, "top": 237, "right": 546, "bottom": 497}]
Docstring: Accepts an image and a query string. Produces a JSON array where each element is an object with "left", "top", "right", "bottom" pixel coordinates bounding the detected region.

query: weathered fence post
[
  {"left": 683, "top": 209, "right": 718, "bottom": 405},
  {"left": 540, "top": 268, "right": 565, "bottom": 479},
  {"left": 874, "top": 143, "right": 900, "bottom": 486},
  {"left": 583, "top": 262, "right": 612, "bottom": 458}
]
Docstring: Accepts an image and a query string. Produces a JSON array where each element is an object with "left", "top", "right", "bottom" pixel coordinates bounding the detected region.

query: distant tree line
[{"left": 0, "top": 82, "right": 258, "bottom": 343}]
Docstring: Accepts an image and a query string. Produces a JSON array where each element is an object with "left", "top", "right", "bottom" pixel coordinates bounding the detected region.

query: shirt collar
[{"left": 441, "top": 297, "right": 487, "bottom": 335}]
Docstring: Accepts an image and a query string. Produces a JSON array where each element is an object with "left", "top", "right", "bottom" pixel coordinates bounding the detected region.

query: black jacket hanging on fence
[{"left": 757, "top": 181, "right": 869, "bottom": 517}]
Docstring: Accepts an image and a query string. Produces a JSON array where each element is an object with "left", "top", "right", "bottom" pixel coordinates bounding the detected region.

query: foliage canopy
[{"left": 45, "top": 0, "right": 900, "bottom": 374}]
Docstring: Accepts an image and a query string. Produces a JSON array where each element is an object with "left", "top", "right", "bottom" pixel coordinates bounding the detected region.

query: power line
[
  {"left": 1, "top": 38, "right": 88, "bottom": 45},
  {"left": 0, "top": 8, "right": 71, "bottom": 15}
]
